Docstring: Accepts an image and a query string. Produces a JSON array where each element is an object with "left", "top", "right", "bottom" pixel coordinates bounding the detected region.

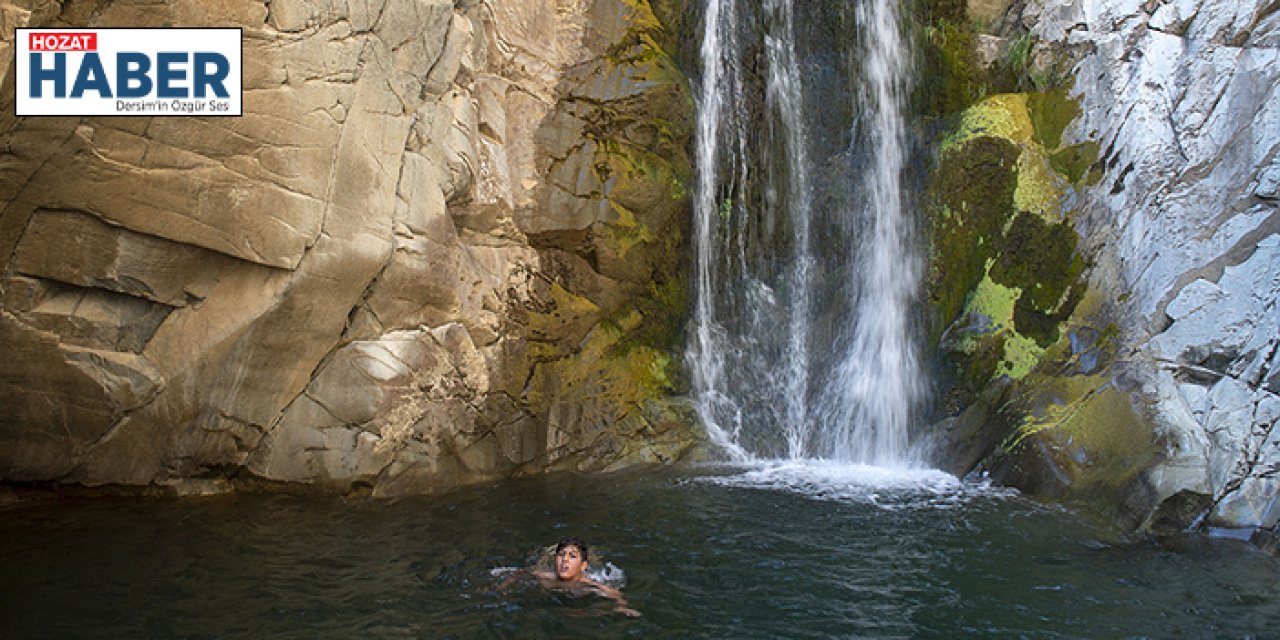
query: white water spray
[
  {"left": 762, "top": 0, "right": 816, "bottom": 460},
  {"left": 689, "top": 0, "right": 922, "bottom": 466},
  {"left": 815, "top": 0, "right": 921, "bottom": 466},
  {"left": 690, "top": 0, "right": 749, "bottom": 461}
]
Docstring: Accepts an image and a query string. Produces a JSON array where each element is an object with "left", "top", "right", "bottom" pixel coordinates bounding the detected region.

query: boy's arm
[{"left": 589, "top": 581, "right": 642, "bottom": 617}]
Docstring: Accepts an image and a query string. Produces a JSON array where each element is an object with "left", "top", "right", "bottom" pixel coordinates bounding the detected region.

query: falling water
[
  {"left": 815, "top": 0, "right": 922, "bottom": 465},
  {"left": 689, "top": 0, "right": 921, "bottom": 466}
]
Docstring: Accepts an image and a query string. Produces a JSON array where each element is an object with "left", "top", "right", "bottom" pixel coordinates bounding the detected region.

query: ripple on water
[{"left": 1, "top": 469, "right": 1277, "bottom": 639}]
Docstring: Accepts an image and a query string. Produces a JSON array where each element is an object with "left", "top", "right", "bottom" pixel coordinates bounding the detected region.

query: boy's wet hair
[{"left": 555, "top": 536, "right": 589, "bottom": 561}]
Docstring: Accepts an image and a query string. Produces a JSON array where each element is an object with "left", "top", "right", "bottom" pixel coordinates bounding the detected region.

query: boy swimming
[{"left": 500, "top": 537, "right": 641, "bottom": 617}]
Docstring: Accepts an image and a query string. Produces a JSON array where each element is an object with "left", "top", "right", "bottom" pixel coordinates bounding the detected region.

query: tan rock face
[
  {"left": 0, "top": 0, "right": 702, "bottom": 494},
  {"left": 966, "top": 0, "right": 1017, "bottom": 26}
]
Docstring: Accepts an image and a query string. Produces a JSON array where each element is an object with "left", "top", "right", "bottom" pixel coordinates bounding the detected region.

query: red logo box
[{"left": 28, "top": 32, "right": 97, "bottom": 51}]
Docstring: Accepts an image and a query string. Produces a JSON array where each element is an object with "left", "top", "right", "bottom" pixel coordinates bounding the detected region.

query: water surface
[{"left": 2, "top": 464, "right": 1277, "bottom": 638}]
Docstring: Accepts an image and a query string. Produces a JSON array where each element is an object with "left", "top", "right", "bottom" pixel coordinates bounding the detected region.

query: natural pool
[{"left": 2, "top": 463, "right": 1277, "bottom": 639}]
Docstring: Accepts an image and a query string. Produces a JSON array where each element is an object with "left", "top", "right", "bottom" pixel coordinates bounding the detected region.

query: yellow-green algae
[
  {"left": 927, "top": 89, "right": 1105, "bottom": 497},
  {"left": 1013, "top": 150, "right": 1067, "bottom": 221},
  {"left": 525, "top": 299, "right": 689, "bottom": 471},
  {"left": 997, "top": 328, "right": 1045, "bottom": 380},
  {"left": 620, "top": 0, "right": 663, "bottom": 32},
  {"left": 997, "top": 370, "right": 1159, "bottom": 524},
  {"left": 928, "top": 134, "right": 1019, "bottom": 346},
  {"left": 518, "top": 0, "right": 698, "bottom": 471},
  {"left": 526, "top": 282, "right": 600, "bottom": 343},
  {"left": 599, "top": 136, "right": 689, "bottom": 207},
  {"left": 972, "top": 284, "right": 1156, "bottom": 522},
  {"left": 1014, "top": 381, "right": 1152, "bottom": 469},
  {"left": 952, "top": 268, "right": 1047, "bottom": 382},
  {"left": 929, "top": 91, "right": 1093, "bottom": 386},
  {"left": 940, "top": 93, "right": 1069, "bottom": 224},
  {"left": 604, "top": 201, "right": 657, "bottom": 259},
  {"left": 940, "top": 93, "right": 1036, "bottom": 152},
  {"left": 917, "top": 8, "right": 1154, "bottom": 524},
  {"left": 962, "top": 268, "right": 1019, "bottom": 331}
]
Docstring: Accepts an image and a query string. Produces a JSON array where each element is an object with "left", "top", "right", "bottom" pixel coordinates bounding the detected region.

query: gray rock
[
  {"left": 1042, "top": 0, "right": 1280, "bottom": 531},
  {"left": 1149, "top": 0, "right": 1199, "bottom": 36}
]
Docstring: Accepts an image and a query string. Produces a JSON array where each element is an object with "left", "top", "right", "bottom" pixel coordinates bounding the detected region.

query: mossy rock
[
  {"left": 917, "top": 20, "right": 1162, "bottom": 529},
  {"left": 927, "top": 92, "right": 1096, "bottom": 393},
  {"left": 987, "top": 211, "right": 1087, "bottom": 346},
  {"left": 990, "top": 212, "right": 1082, "bottom": 305},
  {"left": 989, "top": 382, "right": 1160, "bottom": 528},
  {"left": 941, "top": 93, "right": 1036, "bottom": 149},
  {"left": 1050, "top": 141, "right": 1102, "bottom": 185},
  {"left": 1013, "top": 148, "right": 1068, "bottom": 219},
  {"left": 517, "top": 0, "right": 696, "bottom": 474},
  {"left": 1025, "top": 86, "right": 1081, "bottom": 151},
  {"left": 938, "top": 279, "right": 1156, "bottom": 527},
  {"left": 925, "top": 90, "right": 1102, "bottom": 480},
  {"left": 916, "top": 13, "right": 986, "bottom": 118},
  {"left": 929, "top": 134, "right": 1020, "bottom": 341},
  {"left": 1025, "top": 86, "right": 1101, "bottom": 186},
  {"left": 524, "top": 303, "right": 695, "bottom": 471}
]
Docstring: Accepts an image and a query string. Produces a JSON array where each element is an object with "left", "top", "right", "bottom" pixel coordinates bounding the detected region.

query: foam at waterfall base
[{"left": 696, "top": 460, "right": 1017, "bottom": 510}]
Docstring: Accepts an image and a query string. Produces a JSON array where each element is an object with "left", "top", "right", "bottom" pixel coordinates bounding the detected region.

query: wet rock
[{"left": 1144, "top": 489, "right": 1213, "bottom": 535}]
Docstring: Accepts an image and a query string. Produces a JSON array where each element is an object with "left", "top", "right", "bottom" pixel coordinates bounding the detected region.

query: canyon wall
[
  {"left": 0, "top": 0, "right": 702, "bottom": 496},
  {"left": 925, "top": 0, "right": 1279, "bottom": 545}
]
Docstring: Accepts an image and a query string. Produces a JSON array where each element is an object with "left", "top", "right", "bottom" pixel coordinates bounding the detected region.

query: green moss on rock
[
  {"left": 1012, "top": 149, "right": 1067, "bottom": 220},
  {"left": 926, "top": 91, "right": 1097, "bottom": 437},
  {"left": 917, "top": 17, "right": 987, "bottom": 118},
  {"left": 989, "top": 212, "right": 1084, "bottom": 310},
  {"left": 928, "top": 93, "right": 1093, "bottom": 357},
  {"left": 519, "top": 0, "right": 699, "bottom": 473},
  {"left": 1025, "top": 86, "right": 1081, "bottom": 150},
  {"left": 924, "top": 89, "right": 1162, "bottom": 529},
  {"left": 929, "top": 135, "right": 1021, "bottom": 343},
  {"left": 991, "top": 379, "right": 1159, "bottom": 528},
  {"left": 915, "top": 17, "right": 1164, "bottom": 529},
  {"left": 1050, "top": 141, "right": 1102, "bottom": 185},
  {"left": 941, "top": 93, "right": 1035, "bottom": 151}
]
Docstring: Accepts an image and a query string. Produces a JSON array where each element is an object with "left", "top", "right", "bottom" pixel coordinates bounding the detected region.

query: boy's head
[{"left": 554, "top": 537, "right": 589, "bottom": 581}]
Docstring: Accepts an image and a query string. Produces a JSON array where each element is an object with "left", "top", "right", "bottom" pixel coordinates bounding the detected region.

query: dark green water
[{"left": 2, "top": 463, "right": 1277, "bottom": 639}]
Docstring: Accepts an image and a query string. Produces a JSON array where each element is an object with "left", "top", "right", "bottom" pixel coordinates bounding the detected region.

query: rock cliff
[
  {"left": 0, "top": 0, "right": 702, "bottom": 496},
  {"left": 924, "top": 0, "right": 1279, "bottom": 544}
]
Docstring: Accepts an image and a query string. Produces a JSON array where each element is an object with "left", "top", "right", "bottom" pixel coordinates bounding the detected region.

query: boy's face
[{"left": 555, "top": 545, "right": 587, "bottom": 581}]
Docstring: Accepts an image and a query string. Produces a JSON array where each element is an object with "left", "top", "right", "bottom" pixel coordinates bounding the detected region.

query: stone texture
[
  {"left": 926, "top": 0, "right": 1280, "bottom": 541},
  {"left": 968, "top": 0, "right": 1019, "bottom": 26},
  {"left": 920, "top": 89, "right": 1148, "bottom": 525},
  {"left": 1050, "top": 0, "right": 1280, "bottom": 535},
  {"left": 0, "top": 0, "right": 702, "bottom": 495}
]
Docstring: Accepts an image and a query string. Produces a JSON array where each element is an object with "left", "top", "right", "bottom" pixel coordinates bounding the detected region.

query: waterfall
[{"left": 688, "top": 0, "right": 921, "bottom": 466}]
